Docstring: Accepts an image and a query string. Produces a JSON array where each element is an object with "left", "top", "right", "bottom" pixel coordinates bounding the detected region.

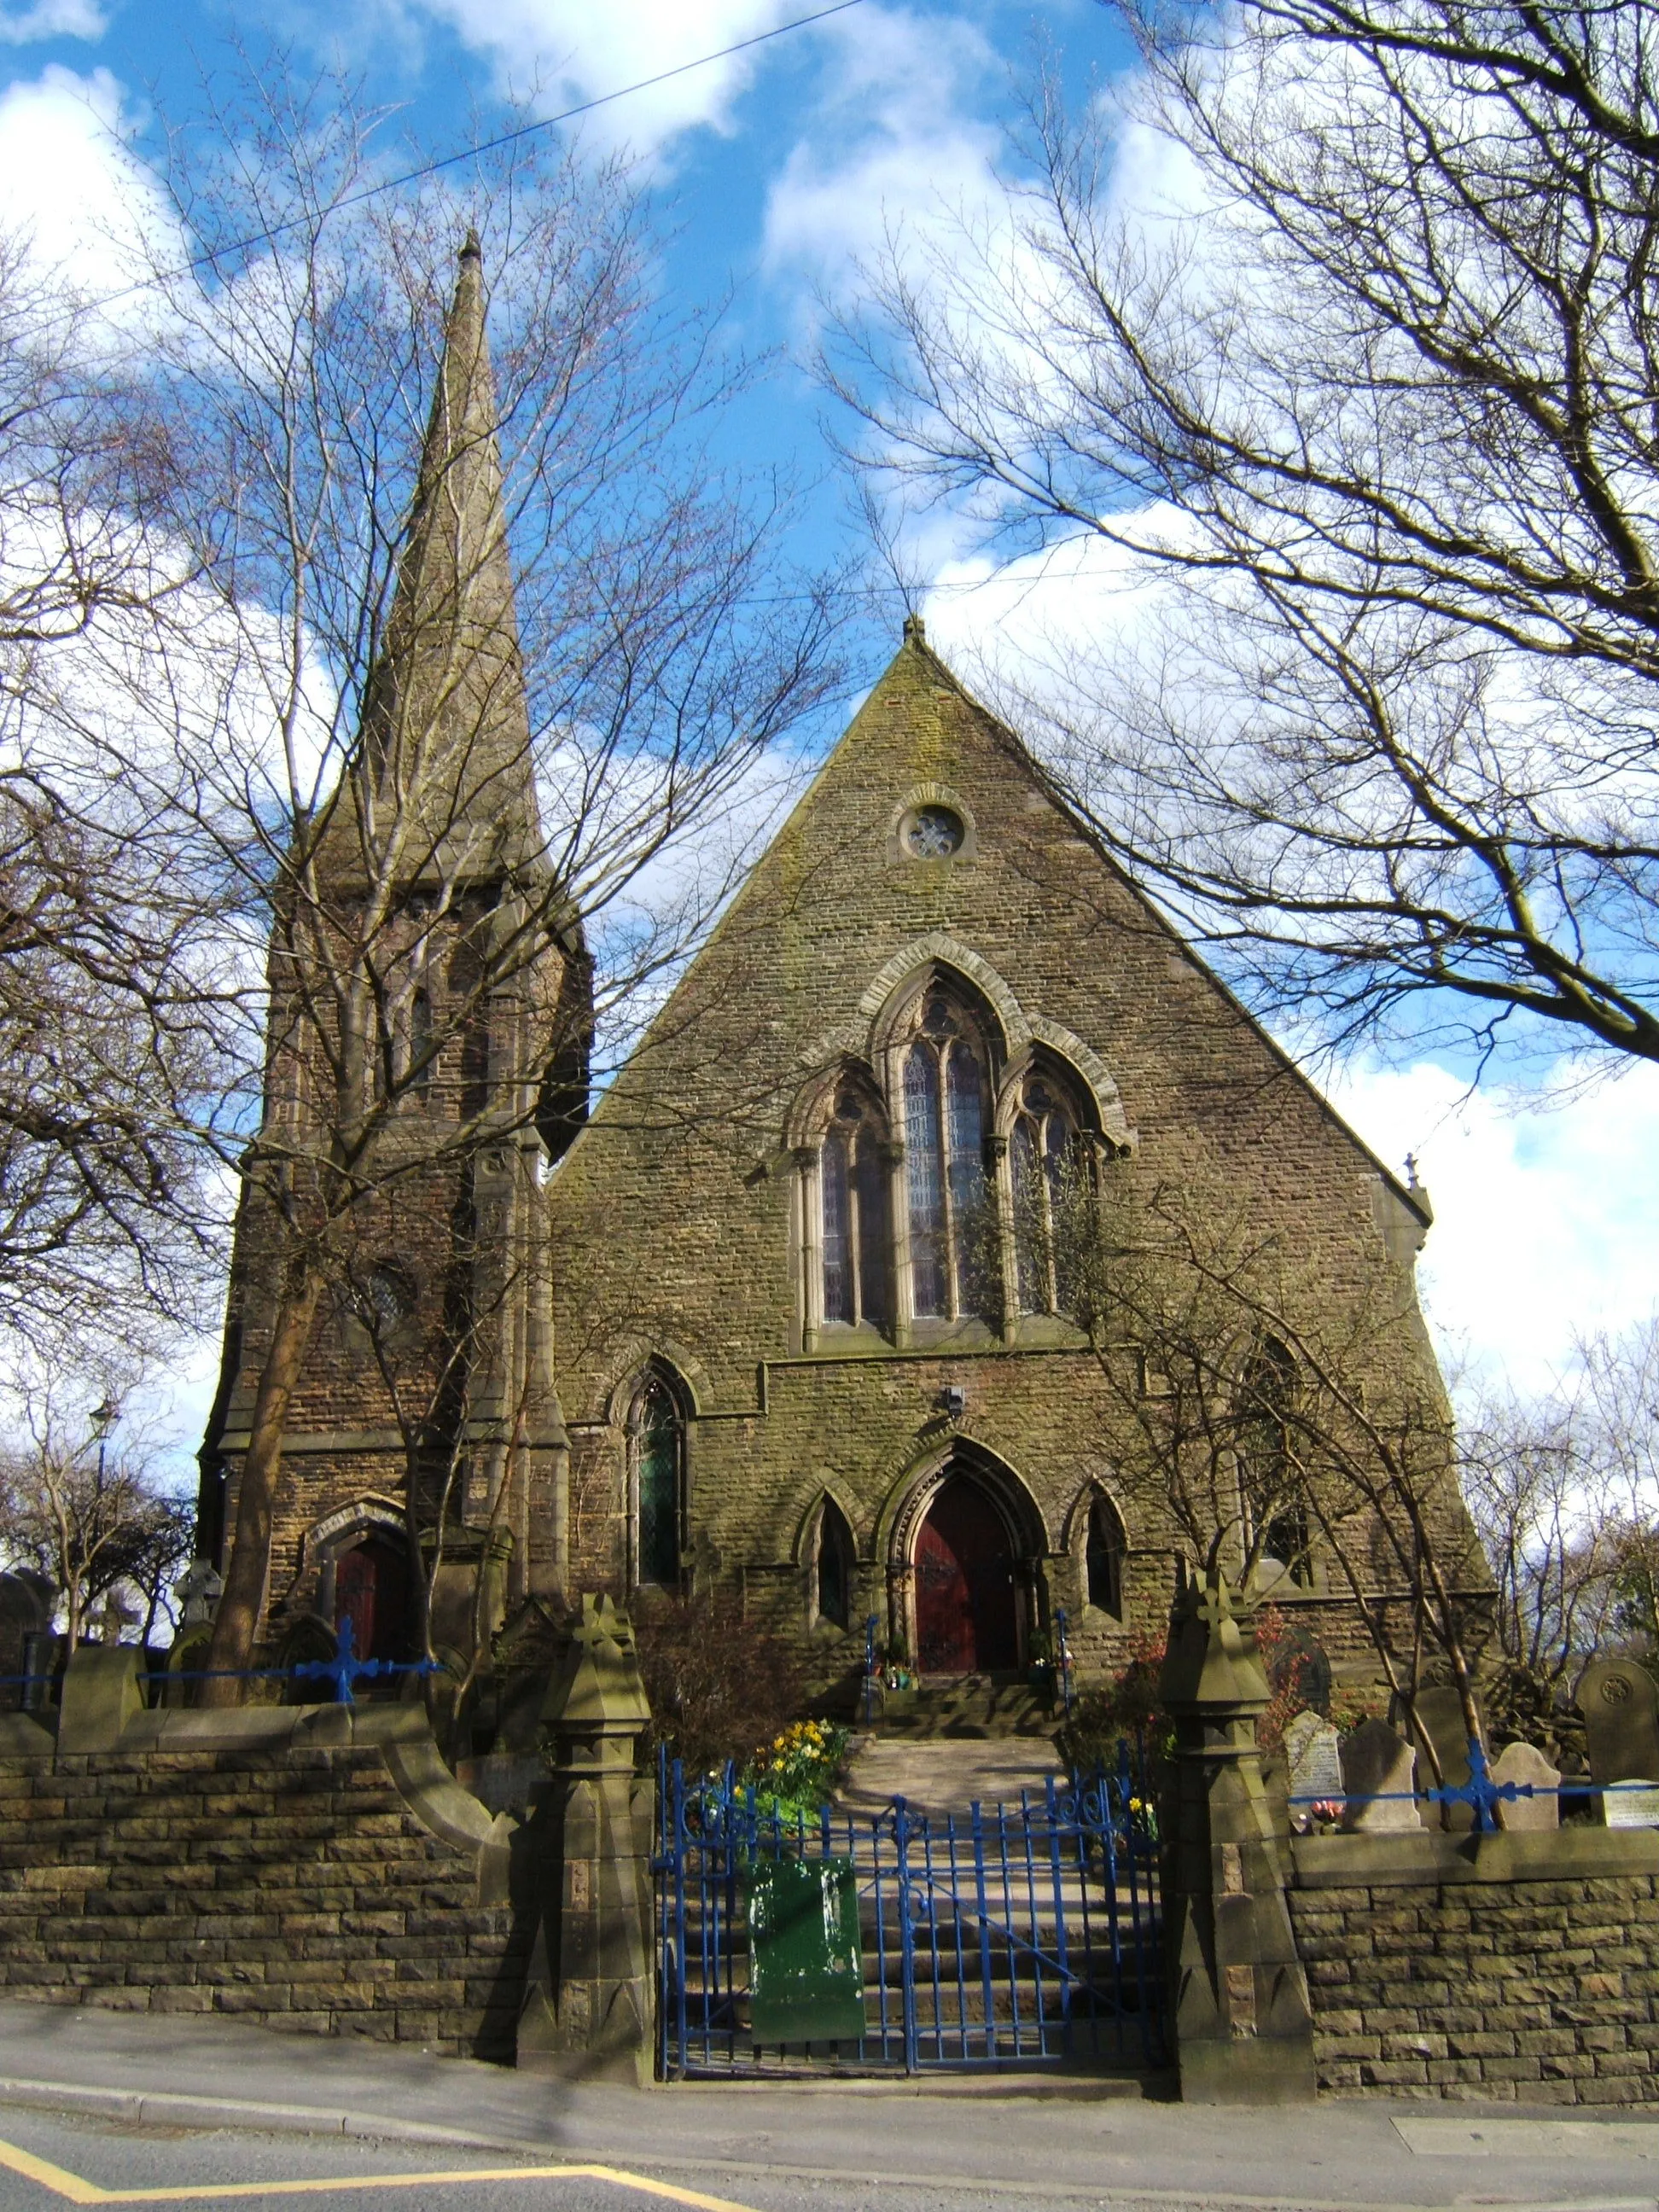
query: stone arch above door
[{"left": 882, "top": 1441, "right": 1047, "bottom": 1677}]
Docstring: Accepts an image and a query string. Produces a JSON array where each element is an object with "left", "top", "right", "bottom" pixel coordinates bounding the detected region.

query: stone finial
[
  {"left": 540, "top": 1594, "right": 650, "bottom": 1777},
  {"left": 902, "top": 612, "right": 927, "bottom": 644},
  {"left": 1159, "top": 1567, "right": 1271, "bottom": 1718}
]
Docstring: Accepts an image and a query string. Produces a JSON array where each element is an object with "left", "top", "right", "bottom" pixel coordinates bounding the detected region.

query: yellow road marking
[{"left": 0, "top": 2134, "right": 764, "bottom": 2212}]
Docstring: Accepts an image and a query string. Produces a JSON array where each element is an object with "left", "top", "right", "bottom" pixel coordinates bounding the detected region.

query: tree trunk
[{"left": 201, "top": 1266, "right": 323, "bottom": 1703}]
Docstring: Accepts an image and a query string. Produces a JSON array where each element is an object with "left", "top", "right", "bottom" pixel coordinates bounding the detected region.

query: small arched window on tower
[
  {"left": 632, "top": 1372, "right": 684, "bottom": 1590},
  {"left": 1237, "top": 1337, "right": 1312, "bottom": 1586},
  {"left": 407, "top": 987, "right": 434, "bottom": 1102},
  {"left": 901, "top": 988, "right": 992, "bottom": 1320},
  {"left": 813, "top": 1498, "right": 855, "bottom": 1632},
  {"left": 821, "top": 1088, "right": 891, "bottom": 1334},
  {"left": 1010, "top": 1067, "right": 1090, "bottom": 1316},
  {"left": 1083, "top": 1491, "right": 1126, "bottom": 1620}
]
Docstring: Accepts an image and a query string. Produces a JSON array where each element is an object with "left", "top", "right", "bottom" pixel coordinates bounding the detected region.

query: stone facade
[
  {"left": 0, "top": 1691, "right": 526, "bottom": 2052},
  {"left": 545, "top": 620, "right": 1466, "bottom": 1693},
  {"left": 195, "top": 240, "right": 581, "bottom": 1674},
  {"left": 194, "top": 243, "right": 1474, "bottom": 1705},
  {"left": 1289, "top": 1828, "right": 1659, "bottom": 2103}
]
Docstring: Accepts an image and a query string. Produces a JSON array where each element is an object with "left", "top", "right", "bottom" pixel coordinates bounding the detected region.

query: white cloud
[
  {"left": 763, "top": 6, "right": 1000, "bottom": 297},
  {"left": 1325, "top": 1057, "right": 1659, "bottom": 1398},
  {"left": 409, "top": 0, "right": 803, "bottom": 156},
  {"left": 0, "top": 67, "right": 176, "bottom": 319},
  {"left": 0, "top": 0, "right": 104, "bottom": 44}
]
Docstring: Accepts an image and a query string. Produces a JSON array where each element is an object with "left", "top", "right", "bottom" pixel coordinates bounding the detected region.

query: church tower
[{"left": 195, "top": 237, "right": 585, "bottom": 1676}]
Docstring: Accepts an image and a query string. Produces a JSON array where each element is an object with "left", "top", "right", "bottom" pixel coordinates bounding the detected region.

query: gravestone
[
  {"left": 1339, "top": 1718, "right": 1422, "bottom": 1831},
  {"left": 1396, "top": 1685, "right": 1487, "bottom": 1831},
  {"left": 1489, "top": 1741, "right": 1560, "bottom": 1831},
  {"left": 1284, "top": 1711, "right": 1344, "bottom": 1830},
  {"left": 0, "top": 1572, "right": 50, "bottom": 1711},
  {"left": 1268, "top": 1631, "right": 1332, "bottom": 1719},
  {"left": 1575, "top": 1659, "right": 1659, "bottom": 1802},
  {"left": 1602, "top": 1781, "right": 1659, "bottom": 1829}
]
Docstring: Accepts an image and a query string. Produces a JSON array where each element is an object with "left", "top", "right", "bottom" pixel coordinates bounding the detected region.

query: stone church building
[
  {"left": 544, "top": 624, "right": 1455, "bottom": 1700},
  {"left": 195, "top": 242, "right": 1464, "bottom": 1718}
]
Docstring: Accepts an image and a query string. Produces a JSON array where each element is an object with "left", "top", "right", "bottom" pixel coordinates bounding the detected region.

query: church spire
[{"left": 342, "top": 231, "right": 543, "bottom": 888}]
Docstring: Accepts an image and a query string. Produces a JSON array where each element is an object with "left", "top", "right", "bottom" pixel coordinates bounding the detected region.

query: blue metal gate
[{"left": 654, "top": 1745, "right": 1164, "bottom": 2078}]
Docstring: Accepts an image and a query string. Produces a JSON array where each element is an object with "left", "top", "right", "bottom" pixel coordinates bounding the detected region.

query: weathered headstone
[
  {"left": 1489, "top": 1741, "right": 1560, "bottom": 1831},
  {"left": 1284, "top": 1711, "right": 1344, "bottom": 1830},
  {"left": 1268, "top": 1631, "right": 1333, "bottom": 1720},
  {"left": 172, "top": 1561, "right": 223, "bottom": 1630},
  {"left": 1339, "top": 1718, "right": 1422, "bottom": 1831},
  {"left": 1575, "top": 1659, "right": 1659, "bottom": 1797},
  {"left": 1397, "top": 1685, "right": 1487, "bottom": 1831},
  {"left": 1603, "top": 1781, "right": 1659, "bottom": 1829}
]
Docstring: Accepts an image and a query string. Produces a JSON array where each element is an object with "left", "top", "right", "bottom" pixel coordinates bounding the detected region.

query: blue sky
[{"left": 1, "top": 0, "right": 1656, "bottom": 1433}]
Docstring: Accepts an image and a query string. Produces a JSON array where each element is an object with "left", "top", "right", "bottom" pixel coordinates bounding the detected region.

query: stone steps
[
  {"left": 876, "top": 1673, "right": 1056, "bottom": 1741},
  {"left": 835, "top": 1733, "right": 1067, "bottom": 1824}
]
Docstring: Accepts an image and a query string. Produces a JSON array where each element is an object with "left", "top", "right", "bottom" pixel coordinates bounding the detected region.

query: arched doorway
[
  {"left": 913, "top": 1474, "right": 1019, "bottom": 1674},
  {"left": 335, "top": 1534, "right": 409, "bottom": 1662}
]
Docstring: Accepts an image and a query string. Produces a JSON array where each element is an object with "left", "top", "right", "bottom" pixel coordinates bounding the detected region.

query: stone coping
[
  {"left": 1290, "top": 1824, "right": 1659, "bottom": 1887},
  {"left": 0, "top": 1691, "right": 515, "bottom": 1901}
]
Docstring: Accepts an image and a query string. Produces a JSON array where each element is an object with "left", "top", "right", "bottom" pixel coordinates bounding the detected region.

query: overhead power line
[{"left": 87, "top": 0, "right": 866, "bottom": 313}]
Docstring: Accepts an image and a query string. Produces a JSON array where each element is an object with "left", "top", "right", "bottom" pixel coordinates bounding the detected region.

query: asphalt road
[
  {"left": 4, "top": 2101, "right": 1659, "bottom": 2212},
  {"left": 4, "top": 2006, "right": 1659, "bottom": 2212}
]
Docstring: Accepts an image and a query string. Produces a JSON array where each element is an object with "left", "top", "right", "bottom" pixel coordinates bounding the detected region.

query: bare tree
[
  {"left": 0, "top": 1376, "right": 193, "bottom": 1652},
  {"left": 65, "top": 62, "right": 842, "bottom": 1691},
  {"left": 829, "top": 0, "right": 1659, "bottom": 1080},
  {"left": 0, "top": 236, "right": 229, "bottom": 1356},
  {"left": 1463, "top": 1320, "right": 1659, "bottom": 1715},
  {"left": 1053, "top": 1167, "right": 1492, "bottom": 1760}
]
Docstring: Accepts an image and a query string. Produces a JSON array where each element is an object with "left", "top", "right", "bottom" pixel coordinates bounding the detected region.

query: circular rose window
[{"left": 904, "top": 805, "right": 965, "bottom": 859}]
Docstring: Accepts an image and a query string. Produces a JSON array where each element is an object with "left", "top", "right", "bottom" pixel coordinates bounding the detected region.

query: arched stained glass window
[
  {"left": 407, "top": 988, "right": 433, "bottom": 1099},
  {"left": 634, "top": 1375, "right": 683, "bottom": 1588},
  {"left": 901, "top": 991, "right": 990, "bottom": 1320},
  {"left": 904, "top": 1044, "right": 946, "bottom": 1315},
  {"left": 1085, "top": 1493, "right": 1126, "bottom": 1620},
  {"left": 1010, "top": 1069, "right": 1087, "bottom": 1314},
  {"left": 822, "top": 1090, "right": 890, "bottom": 1332},
  {"left": 815, "top": 1499, "right": 855, "bottom": 1631},
  {"left": 1237, "top": 1338, "right": 1311, "bottom": 1585}
]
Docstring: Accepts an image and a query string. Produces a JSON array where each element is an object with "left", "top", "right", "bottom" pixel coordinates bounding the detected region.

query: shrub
[
  {"left": 1054, "top": 1632, "right": 1170, "bottom": 1778},
  {"left": 634, "top": 1592, "right": 804, "bottom": 1778},
  {"left": 741, "top": 1717, "right": 852, "bottom": 1822}
]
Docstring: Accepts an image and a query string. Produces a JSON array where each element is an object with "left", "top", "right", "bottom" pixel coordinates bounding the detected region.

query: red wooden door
[
  {"left": 913, "top": 1477, "right": 1018, "bottom": 1674},
  {"left": 335, "top": 1536, "right": 407, "bottom": 1662}
]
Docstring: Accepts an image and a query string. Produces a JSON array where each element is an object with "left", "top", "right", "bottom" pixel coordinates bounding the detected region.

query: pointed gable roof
[
  {"left": 571, "top": 615, "right": 1428, "bottom": 1236},
  {"left": 321, "top": 234, "right": 543, "bottom": 893}
]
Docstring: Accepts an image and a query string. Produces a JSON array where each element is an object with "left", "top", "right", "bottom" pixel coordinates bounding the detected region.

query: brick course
[
  {"left": 1289, "top": 1831, "right": 1659, "bottom": 2103},
  {"left": 0, "top": 1710, "right": 529, "bottom": 2056}
]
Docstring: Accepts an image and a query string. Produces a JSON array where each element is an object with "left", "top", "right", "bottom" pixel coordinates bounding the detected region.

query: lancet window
[
  {"left": 814, "top": 1498, "right": 855, "bottom": 1632},
  {"left": 1237, "top": 1337, "right": 1311, "bottom": 1586},
  {"left": 1084, "top": 1492, "right": 1126, "bottom": 1619},
  {"left": 821, "top": 1088, "right": 891, "bottom": 1332},
  {"left": 1010, "top": 1066, "right": 1090, "bottom": 1315},
  {"left": 632, "top": 1371, "right": 684, "bottom": 1589},
  {"left": 900, "top": 989, "right": 991, "bottom": 1320}
]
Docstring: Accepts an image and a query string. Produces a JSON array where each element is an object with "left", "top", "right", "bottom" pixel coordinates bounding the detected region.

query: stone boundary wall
[
  {"left": 0, "top": 1690, "right": 530, "bottom": 2058},
  {"left": 1289, "top": 1828, "right": 1659, "bottom": 2104}
]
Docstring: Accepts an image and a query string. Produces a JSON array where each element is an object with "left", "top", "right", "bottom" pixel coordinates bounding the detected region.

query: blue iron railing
[
  {"left": 1287, "top": 1734, "right": 1639, "bottom": 1832},
  {"left": 0, "top": 1616, "right": 439, "bottom": 1712},
  {"left": 654, "top": 1735, "right": 1163, "bottom": 2080}
]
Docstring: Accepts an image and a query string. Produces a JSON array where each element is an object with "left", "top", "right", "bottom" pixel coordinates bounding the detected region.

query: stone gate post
[
  {"left": 516, "top": 1594, "right": 655, "bottom": 2083},
  {"left": 1159, "top": 1568, "right": 1316, "bottom": 2103}
]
